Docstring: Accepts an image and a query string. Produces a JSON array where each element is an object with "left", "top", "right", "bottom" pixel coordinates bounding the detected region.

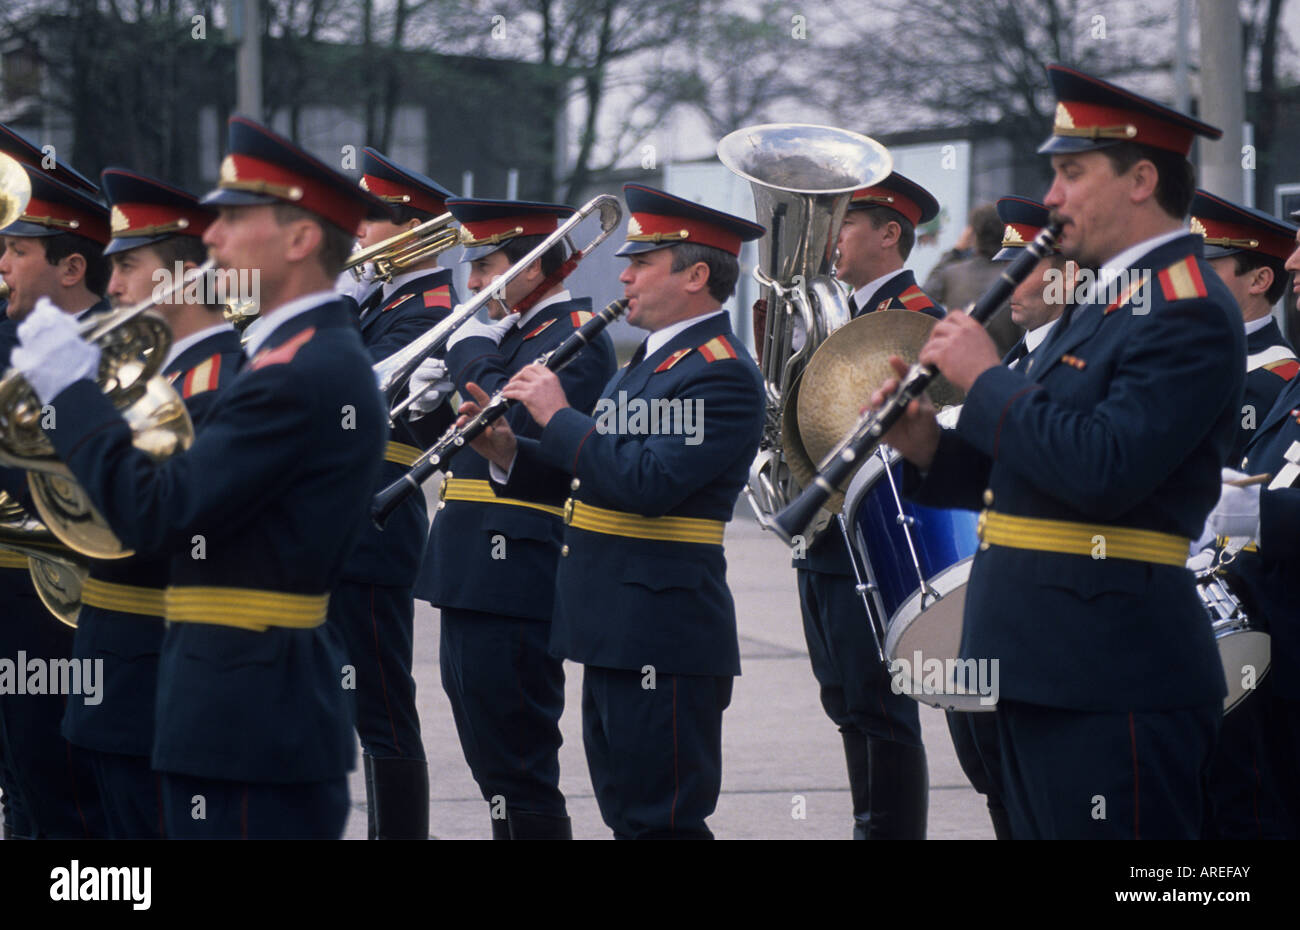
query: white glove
[
  {"left": 407, "top": 357, "right": 454, "bottom": 415},
  {"left": 1186, "top": 547, "right": 1216, "bottom": 573},
  {"left": 12, "top": 297, "right": 101, "bottom": 404},
  {"left": 446, "top": 311, "right": 517, "bottom": 350},
  {"left": 1205, "top": 467, "right": 1261, "bottom": 542}
]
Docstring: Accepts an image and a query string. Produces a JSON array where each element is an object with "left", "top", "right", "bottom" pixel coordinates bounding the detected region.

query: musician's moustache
[{"left": 1048, "top": 210, "right": 1070, "bottom": 227}]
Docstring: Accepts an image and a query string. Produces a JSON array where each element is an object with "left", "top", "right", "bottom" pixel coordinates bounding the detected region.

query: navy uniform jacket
[
  {"left": 1234, "top": 319, "right": 1297, "bottom": 465},
  {"left": 346, "top": 268, "right": 457, "bottom": 589},
  {"left": 62, "top": 328, "right": 243, "bottom": 757},
  {"left": 905, "top": 234, "right": 1243, "bottom": 711},
  {"left": 802, "top": 272, "right": 943, "bottom": 574},
  {"left": 414, "top": 296, "right": 616, "bottom": 621},
  {"left": 44, "top": 298, "right": 386, "bottom": 783},
  {"left": 1227, "top": 379, "right": 1300, "bottom": 700},
  {"left": 501, "top": 312, "right": 765, "bottom": 676}
]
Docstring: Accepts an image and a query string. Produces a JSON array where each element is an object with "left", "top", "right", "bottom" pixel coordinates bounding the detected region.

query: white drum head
[
  {"left": 883, "top": 559, "right": 993, "bottom": 712},
  {"left": 1219, "top": 630, "right": 1270, "bottom": 714}
]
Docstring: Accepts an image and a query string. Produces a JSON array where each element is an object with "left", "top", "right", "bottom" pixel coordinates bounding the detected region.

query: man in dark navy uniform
[
  {"left": 411, "top": 197, "right": 615, "bottom": 839},
  {"left": 0, "top": 154, "right": 108, "bottom": 840},
  {"left": 1190, "top": 191, "right": 1297, "bottom": 465},
  {"left": 1187, "top": 191, "right": 1296, "bottom": 839},
  {"left": 1203, "top": 215, "right": 1300, "bottom": 838},
  {"left": 53, "top": 169, "right": 243, "bottom": 839},
  {"left": 873, "top": 65, "right": 1242, "bottom": 839},
  {"left": 795, "top": 171, "right": 942, "bottom": 840},
  {"left": 465, "top": 184, "right": 765, "bottom": 839},
  {"left": 11, "top": 116, "right": 390, "bottom": 839},
  {"left": 331, "top": 148, "right": 461, "bottom": 840},
  {"left": 942, "top": 195, "right": 1071, "bottom": 840}
]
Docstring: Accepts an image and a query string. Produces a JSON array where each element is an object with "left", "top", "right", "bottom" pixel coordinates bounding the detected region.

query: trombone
[
  {"left": 343, "top": 212, "right": 462, "bottom": 284},
  {"left": 374, "top": 193, "right": 624, "bottom": 421}
]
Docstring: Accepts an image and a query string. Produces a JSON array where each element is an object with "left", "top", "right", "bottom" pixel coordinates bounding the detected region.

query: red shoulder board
[
  {"left": 524, "top": 318, "right": 557, "bottom": 340},
  {"left": 1156, "top": 256, "right": 1208, "bottom": 303},
  {"left": 181, "top": 354, "right": 222, "bottom": 398},
  {"left": 422, "top": 285, "right": 451, "bottom": 310},
  {"left": 383, "top": 293, "right": 416, "bottom": 312},
  {"left": 251, "top": 327, "right": 315, "bottom": 370},
  {"left": 570, "top": 310, "right": 594, "bottom": 327},
  {"left": 896, "top": 285, "right": 935, "bottom": 313},
  {"left": 697, "top": 335, "right": 738, "bottom": 363},
  {"left": 1264, "top": 358, "right": 1300, "bottom": 382},
  {"left": 654, "top": 348, "right": 693, "bottom": 373},
  {"left": 1103, "top": 273, "right": 1151, "bottom": 314}
]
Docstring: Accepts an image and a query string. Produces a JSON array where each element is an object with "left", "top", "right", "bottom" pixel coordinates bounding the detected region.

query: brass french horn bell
[{"left": 0, "top": 151, "right": 32, "bottom": 230}]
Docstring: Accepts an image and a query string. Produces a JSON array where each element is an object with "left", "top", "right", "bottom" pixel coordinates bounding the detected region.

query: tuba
[{"left": 717, "top": 124, "right": 893, "bottom": 530}]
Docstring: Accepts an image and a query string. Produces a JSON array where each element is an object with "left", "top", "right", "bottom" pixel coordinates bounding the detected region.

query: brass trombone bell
[
  {"left": 0, "top": 491, "right": 88, "bottom": 627},
  {"left": 344, "top": 212, "right": 462, "bottom": 283}
]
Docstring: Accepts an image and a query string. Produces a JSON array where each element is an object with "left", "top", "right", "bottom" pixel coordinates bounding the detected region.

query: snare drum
[
  {"left": 842, "top": 435, "right": 985, "bottom": 711},
  {"left": 1193, "top": 565, "right": 1270, "bottom": 714}
]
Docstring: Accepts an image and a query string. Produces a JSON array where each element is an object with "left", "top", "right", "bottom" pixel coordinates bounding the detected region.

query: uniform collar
[
  {"left": 515, "top": 289, "right": 573, "bottom": 331},
  {"left": 850, "top": 267, "right": 907, "bottom": 308},
  {"left": 1092, "top": 228, "right": 1188, "bottom": 296},
  {"left": 645, "top": 308, "right": 727, "bottom": 358},
  {"left": 163, "top": 321, "right": 238, "bottom": 371},
  {"left": 381, "top": 266, "right": 450, "bottom": 303},
  {"left": 1244, "top": 314, "right": 1275, "bottom": 336},
  {"left": 242, "top": 290, "right": 336, "bottom": 357},
  {"left": 1024, "top": 316, "right": 1060, "bottom": 354}
]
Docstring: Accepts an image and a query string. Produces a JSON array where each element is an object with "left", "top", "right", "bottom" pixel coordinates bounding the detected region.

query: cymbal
[
  {"left": 795, "top": 310, "right": 964, "bottom": 470},
  {"left": 0, "top": 152, "right": 32, "bottom": 232},
  {"left": 780, "top": 373, "right": 848, "bottom": 513}
]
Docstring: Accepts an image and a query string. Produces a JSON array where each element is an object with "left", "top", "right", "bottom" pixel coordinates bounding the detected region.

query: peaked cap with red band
[
  {"left": 2, "top": 165, "right": 110, "bottom": 245},
  {"left": 203, "top": 116, "right": 391, "bottom": 234},
  {"left": 617, "top": 183, "right": 764, "bottom": 257},
  {"left": 1039, "top": 64, "right": 1222, "bottom": 157},
  {"left": 0, "top": 121, "right": 100, "bottom": 193},
  {"left": 1190, "top": 189, "right": 1297, "bottom": 262},
  {"left": 100, "top": 168, "right": 216, "bottom": 257},
  {"left": 448, "top": 198, "right": 577, "bottom": 263},
  {"left": 847, "top": 171, "right": 939, "bottom": 226},
  {"left": 360, "top": 148, "right": 456, "bottom": 219},
  {"left": 993, "top": 195, "right": 1060, "bottom": 262}
]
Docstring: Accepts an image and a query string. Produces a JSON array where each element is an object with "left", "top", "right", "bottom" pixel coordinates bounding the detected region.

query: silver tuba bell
[{"left": 717, "top": 123, "right": 893, "bottom": 533}]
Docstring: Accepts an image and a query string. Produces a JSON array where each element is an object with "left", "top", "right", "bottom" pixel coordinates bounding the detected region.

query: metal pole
[
  {"left": 234, "top": 0, "right": 262, "bottom": 120},
  {"left": 1197, "top": 0, "right": 1245, "bottom": 200}
]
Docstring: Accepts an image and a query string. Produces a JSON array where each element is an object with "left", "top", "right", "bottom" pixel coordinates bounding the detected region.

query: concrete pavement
[{"left": 343, "top": 493, "right": 994, "bottom": 839}]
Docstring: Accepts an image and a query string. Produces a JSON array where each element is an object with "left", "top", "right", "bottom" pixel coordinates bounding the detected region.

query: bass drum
[{"left": 842, "top": 407, "right": 986, "bottom": 711}]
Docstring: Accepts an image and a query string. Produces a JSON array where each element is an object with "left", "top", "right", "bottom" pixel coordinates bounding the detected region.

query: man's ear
[
  {"left": 880, "top": 220, "right": 902, "bottom": 250},
  {"left": 284, "top": 218, "right": 324, "bottom": 264},
  {"left": 57, "top": 252, "right": 87, "bottom": 289},
  {"left": 1128, "top": 159, "right": 1160, "bottom": 207},
  {"left": 682, "top": 260, "right": 711, "bottom": 295},
  {"left": 1248, "top": 263, "right": 1274, "bottom": 298}
]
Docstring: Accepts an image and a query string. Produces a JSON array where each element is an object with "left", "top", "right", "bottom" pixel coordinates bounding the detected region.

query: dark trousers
[
  {"left": 440, "top": 607, "right": 567, "bottom": 818},
  {"left": 91, "top": 749, "right": 165, "bottom": 839},
  {"left": 331, "top": 581, "right": 425, "bottom": 761},
  {"left": 1205, "top": 690, "right": 1289, "bottom": 839},
  {"left": 0, "top": 588, "right": 105, "bottom": 838},
  {"left": 797, "top": 568, "right": 923, "bottom": 745},
  {"left": 582, "top": 665, "right": 732, "bottom": 840},
  {"left": 995, "top": 699, "right": 1219, "bottom": 839},
  {"left": 1261, "top": 692, "right": 1300, "bottom": 838},
  {"left": 161, "top": 772, "right": 349, "bottom": 839},
  {"left": 945, "top": 709, "right": 1010, "bottom": 833}
]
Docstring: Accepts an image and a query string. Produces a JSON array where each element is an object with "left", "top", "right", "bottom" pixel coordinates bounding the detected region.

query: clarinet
[
  {"left": 769, "top": 222, "right": 1064, "bottom": 545},
  {"left": 370, "top": 298, "right": 630, "bottom": 529}
]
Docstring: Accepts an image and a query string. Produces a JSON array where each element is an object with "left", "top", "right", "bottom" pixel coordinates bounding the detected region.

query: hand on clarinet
[
  {"left": 869, "top": 356, "right": 941, "bottom": 471},
  {"left": 460, "top": 382, "right": 518, "bottom": 470},
  {"left": 918, "top": 309, "right": 1000, "bottom": 394},
  {"left": 501, "top": 363, "right": 570, "bottom": 428}
]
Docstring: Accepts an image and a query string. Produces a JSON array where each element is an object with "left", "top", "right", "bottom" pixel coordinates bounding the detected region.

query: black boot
[
  {"left": 490, "top": 814, "right": 511, "bottom": 840},
  {"left": 508, "top": 809, "right": 573, "bottom": 840},
  {"left": 863, "top": 739, "right": 929, "bottom": 840},
  {"left": 364, "top": 755, "right": 378, "bottom": 840},
  {"left": 368, "top": 757, "right": 429, "bottom": 840},
  {"left": 987, "top": 798, "right": 1014, "bottom": 840},
  {"left": 841, "top": 730, "right": 873, "bottom": 840}
]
